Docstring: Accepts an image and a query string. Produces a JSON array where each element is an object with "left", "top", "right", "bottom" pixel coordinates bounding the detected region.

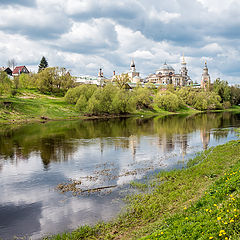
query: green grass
[
  {"left": 142, "top": 157, "right": 240, "bottom": 240},
  {"left": 45, "top": 140, "right": 240, "bottom": 240},
  {"left": 0, "top": 89, "right": 80, "bottom": 123}
]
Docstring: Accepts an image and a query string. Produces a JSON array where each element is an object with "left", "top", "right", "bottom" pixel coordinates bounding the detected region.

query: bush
[
  {"left": 192, "top": 91, "right": 222, "bottom": 110},
  {"left": 223, "top": 101, "right": 231, "bottom": 109},
  {"left": 75, "top": 95, "right": 88, "bottom": 112},
  {"left": 65, "top": 84, "right": 97, "bottom": 104},
  {"left": 131, "top": 87, "right": 152, "bottom": 109},
  {"left": 154, "top": 91, "right": 181, "bottom": 111},
  {"left": 85, "top": 84, "right": 118, "bottom": 115},
  {"left": 112, "top": 89, "right": 135, "bottom": 114}
]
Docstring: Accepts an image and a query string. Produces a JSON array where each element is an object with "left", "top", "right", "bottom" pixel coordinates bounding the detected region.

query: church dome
[
  {"left": 130, "top": 59, "right": 135, "bottom": 68},
  {"left": 156, "top": 62, "right": 175, "bottom": 75},
  {"left": 160, "top": 62, "right": 174, "bottom": 71}
]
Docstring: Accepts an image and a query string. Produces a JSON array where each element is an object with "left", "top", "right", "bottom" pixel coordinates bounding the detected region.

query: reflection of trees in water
[
  {"left": 0, "top": 112, "right": 239, "bottom": 170},
  {"left": 40, "top": 136, "right": 75, "bottom": 169}
]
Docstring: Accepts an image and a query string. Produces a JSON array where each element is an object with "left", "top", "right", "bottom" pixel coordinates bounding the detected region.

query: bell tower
[{"left": 201, "top": 61, "right": 211, "bottom": 90}]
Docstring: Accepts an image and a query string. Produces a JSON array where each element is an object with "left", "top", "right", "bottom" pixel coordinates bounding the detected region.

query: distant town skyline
[{"left": 0, "top": 0, "right": 240, "bottom": 84}]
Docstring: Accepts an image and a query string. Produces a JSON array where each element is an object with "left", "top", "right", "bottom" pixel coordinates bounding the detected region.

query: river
[{"left": 0, "top": 112, "right": 240, "bottom": 239}]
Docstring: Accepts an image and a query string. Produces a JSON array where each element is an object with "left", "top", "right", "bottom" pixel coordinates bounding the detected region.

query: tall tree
[
  {"left": 213, "top": 78, "right": 231, "bottom": 103},
  {"left": 38, "top": 56, "right": 48, "bottom": 72},
  {"left": 7, "top": 58, "right": 17, "bottom": 70},
  {"left": 113, "top": 73, "right": 130, "bottom": 89}
]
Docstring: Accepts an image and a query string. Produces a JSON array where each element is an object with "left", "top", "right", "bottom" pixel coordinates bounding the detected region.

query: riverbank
[
  {"left": 1, "top": 89, "right": 239, "bottom": 125},
  {"left": 45, "top": 139, "right": 240, "bottom": 240},
  {"left": 0, "top": 89, "right": 196, "bottom": 124}
]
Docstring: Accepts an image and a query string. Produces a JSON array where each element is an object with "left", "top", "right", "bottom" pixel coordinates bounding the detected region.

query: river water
[{"left": 0, "top": 112, "right": 240, "bottom": 239}]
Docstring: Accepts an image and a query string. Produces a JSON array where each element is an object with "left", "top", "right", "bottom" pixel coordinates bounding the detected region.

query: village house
[
  {"left": 12, "top": 66, "right": 30, "bottom": 76},
  {"left": 0, "top": 67, "right": 12, "bottom": 76}
]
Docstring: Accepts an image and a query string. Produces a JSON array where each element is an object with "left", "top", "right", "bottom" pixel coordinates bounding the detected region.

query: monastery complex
[{"left": 77, "top": 55, "right": 211, "bottom": 90}]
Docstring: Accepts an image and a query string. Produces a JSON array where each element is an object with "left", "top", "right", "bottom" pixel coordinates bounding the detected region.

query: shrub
[
  {"left": 223, "top": 101, "right": 231, "bottom": 109},
  {"left": 192, "top": 92, "right": 222, "bottom": 110},
  {"left": 154, "top": 91, "right": 181, "bottom": 111},
  {"left": 112, "top": 89, "right": 135, "bottom": 114},
  {"left": 131, "top": 87, "right": 152, "bottom": 110},
  {"left": 75, "top": 95, "right": 88, "bottom": 112},
  {"left": 65, "top": 84, "right": 97, "bottom": 104}
]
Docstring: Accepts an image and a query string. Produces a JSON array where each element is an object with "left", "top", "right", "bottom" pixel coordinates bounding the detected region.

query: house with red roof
[{"left": 12, "top": 66, "right": 29, "bottom": 76}]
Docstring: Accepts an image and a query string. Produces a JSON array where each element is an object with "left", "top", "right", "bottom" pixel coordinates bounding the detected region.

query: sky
[{"left": 0, "top": 0, "right": 240, "bottom": 84}]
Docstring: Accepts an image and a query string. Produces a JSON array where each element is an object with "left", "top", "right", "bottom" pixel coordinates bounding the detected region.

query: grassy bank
[
  {"left": 0, "top": 89, "right": 239, "bottom": 124},
  {"left": 45, "top": 140, "right": 240, "bottom": 240},
  {"left": 0, "top": 89, "right": 81, "bottom": 123},
  {"left": 0, "top": 89, "right": 198, "bottom": 124}
]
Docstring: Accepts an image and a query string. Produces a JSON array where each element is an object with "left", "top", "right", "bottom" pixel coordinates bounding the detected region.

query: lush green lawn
[
  {"left": 142, "top": 148, "right": 240, "bottom": 240},
  {"left": 0, "top": 89, "right": 80, "bottom": 123},
  {"left": 45, "top": 140, "right": 240, "bottom": 240}
]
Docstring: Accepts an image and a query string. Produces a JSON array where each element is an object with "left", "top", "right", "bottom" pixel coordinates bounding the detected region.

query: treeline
[
  {"left": 65, "top": 84, "right": 153, "bottom": 115},
  {"left": 0, "top": 67, "right": 75, "bottom": 96},
  {"left": 65, "top": 79, "right": 240, "bottom": 115}
]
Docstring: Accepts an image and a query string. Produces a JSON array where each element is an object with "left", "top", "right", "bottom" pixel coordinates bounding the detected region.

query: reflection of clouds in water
[
  {"left": 0, "top": 202, "right": 42, "bottom": 240},
  {"left": 1, "top": 114, "right": 240, "bottom": 239},
  {"left": 34, "top": 194, "right": 122, "bottom": 239},
  {"left": 0, "top": 153, "right": 42, "bottom": 179}
]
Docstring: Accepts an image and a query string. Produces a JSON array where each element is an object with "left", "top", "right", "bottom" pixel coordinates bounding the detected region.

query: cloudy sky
[{"left": 0, "top": 0, "right": 240, "bottom": 84}]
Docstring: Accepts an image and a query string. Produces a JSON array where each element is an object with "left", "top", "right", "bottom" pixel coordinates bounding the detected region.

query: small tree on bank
[{"left": 38, "top": 56, "right": 48, "bottom": 72}]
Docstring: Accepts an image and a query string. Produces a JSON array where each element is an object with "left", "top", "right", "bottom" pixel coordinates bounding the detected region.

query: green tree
[
  {"left": 36, "top": 67, "right": 75, "bottom": 94},
  {"left": 230, "top": 85, "right": 240, "bottom": 105},
  {"left": 75, "top": 95, "right": 88, "bottom": 112},
  {"left": 154, "top": 91, "right": 181, "bottom": 112},
  {"left": 113, "top": 73, "right": 130, "bottom": 89},
  {"left": 166, "top": 84, "right": 175, "bottom": 92},
  {"left": 19, "top": 73, "right": 32, "bottom": 88},
  {"left": 65, "top": 84, "right": 97, "bottom": 104},
  {"left": 213, "top": 78, "right": 231, "bottom": 103},
  {"left": 38, "top": 56, "right": 48, "bottom": 72},
  {"left": 0, "top": 71, "right": 12, "bottom": 96},
  {"left": 131, "top": 87, "right": 152, "bottom": 109},
  {"left": 112, "top": 89, "right": 135, "bottom": 114},
  {"left": 192, "top": 91, "right": 222, "bottom": 110}
]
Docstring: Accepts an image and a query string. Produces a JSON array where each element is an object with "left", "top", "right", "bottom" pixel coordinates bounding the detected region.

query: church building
[
  {"left": 146, "top": 55, "right": 193, "bottom": 87},
  {"left": 128, "top": 60, "right": 141, "bottom": 83}
]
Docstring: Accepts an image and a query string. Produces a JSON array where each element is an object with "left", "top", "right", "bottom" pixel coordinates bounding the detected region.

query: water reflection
[
  {"left": 0, "top": 202, "right": 42, "bottom": 240},
  {"left": 0, "top": 112, "right": 240, "bottom": 239},
  {"left": 0, "top": 113, "right": 239, "bottom": 169}
]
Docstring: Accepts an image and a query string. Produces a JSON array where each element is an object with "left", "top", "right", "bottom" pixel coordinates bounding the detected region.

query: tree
[
  {"left": 38, "top": 56, "right": 48, "bottom": 72},
  {"left": 113, "top": 73, "right": 130, "bottom": 89},
  {"left": 192, "top": 91, "right": 222, "bottom": 110},
  {"left": 0, "top": 71, "right": 12, "bottom": 96},
  {"left": 131, "top": 87, "right": 152, "bottom": 109},
  {"left": 7, "top": 58, "right": 17, "bottom": 71},
  {"left": 154, "top": 91, "right": 181, "bottom": 112},
  {"left": 230, "top": 85, "right": 240, "bottom": 105},
  {"left": 65, "top": 84, "right": 97, "bottom": 104},
  {"left": 36, "top": 67, "right": 75, "bottom": 94},
  {"left": 213, "top": 78, "right": 231, "bottom": 103}
]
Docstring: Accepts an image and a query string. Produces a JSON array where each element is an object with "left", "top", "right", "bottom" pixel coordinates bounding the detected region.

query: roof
[
  {"left": 0, "top": 67, "right": 11, "bottom": 71},
  {"left": 160, "top": 62, "right": 175, "bottom": 71},
  {"left": 12, "top": 66, "right": 27, "bottom": 74}
]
